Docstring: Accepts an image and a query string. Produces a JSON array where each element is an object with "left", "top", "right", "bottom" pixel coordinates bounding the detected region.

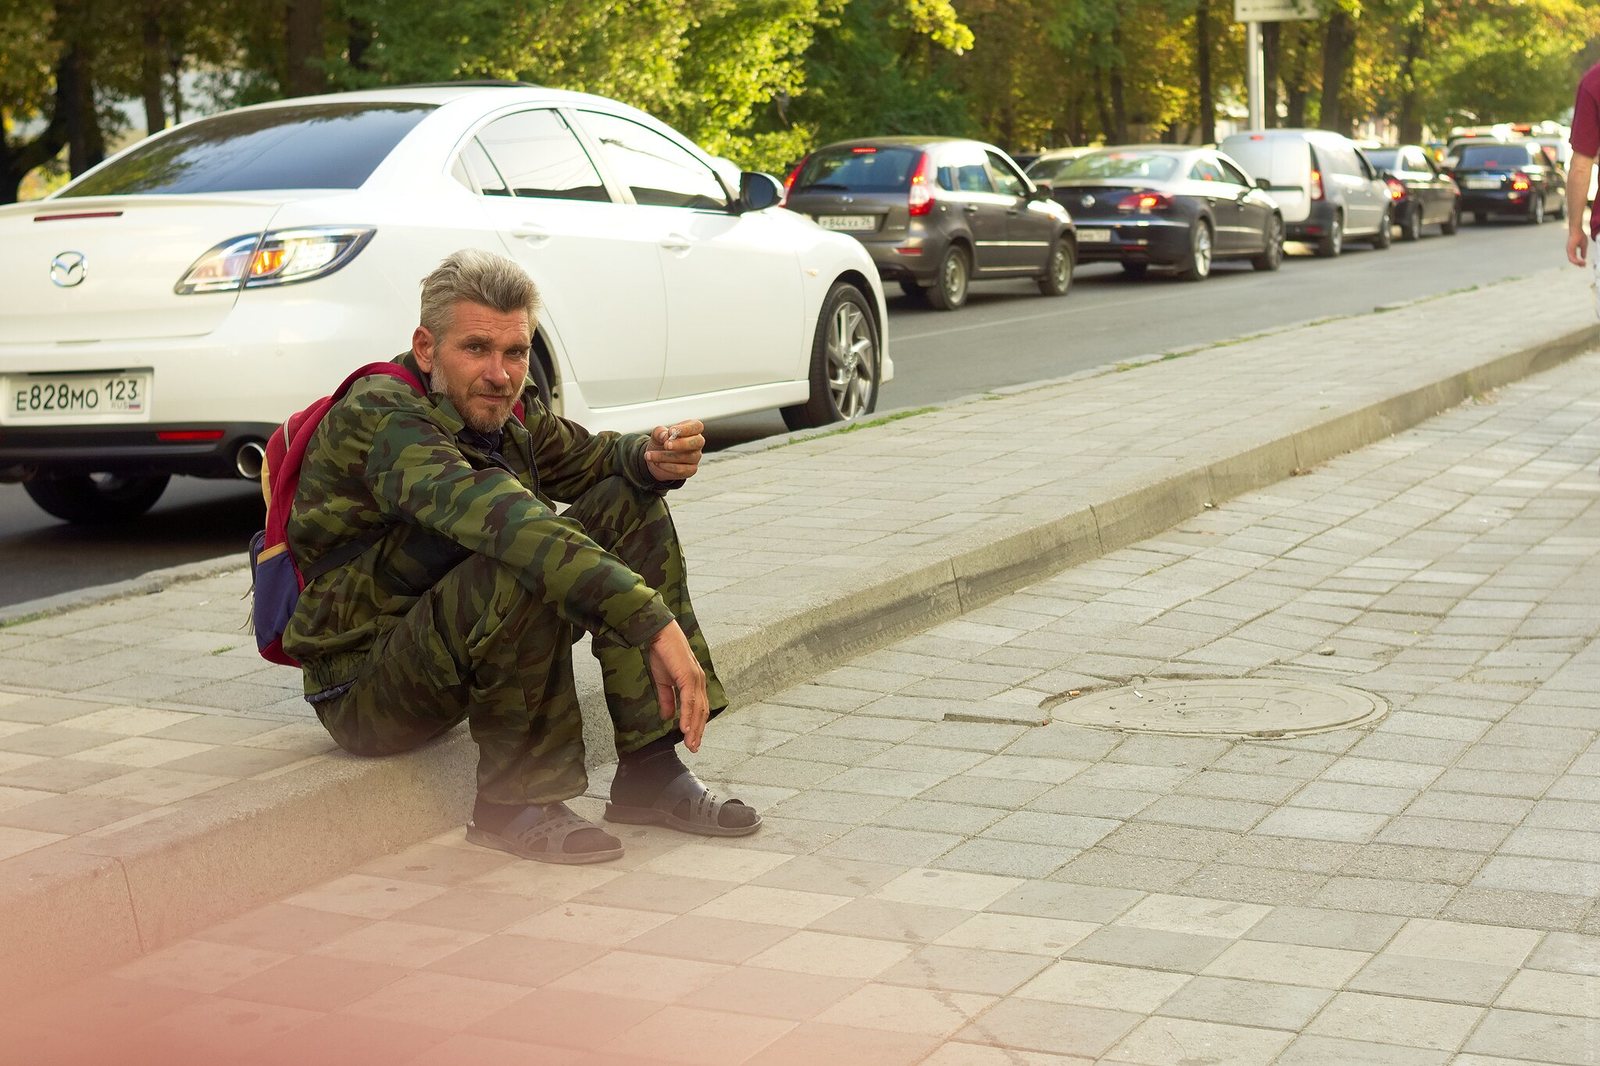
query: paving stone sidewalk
[{"left": 5, "top": 339, "right": 1598, "bottom": 1062}]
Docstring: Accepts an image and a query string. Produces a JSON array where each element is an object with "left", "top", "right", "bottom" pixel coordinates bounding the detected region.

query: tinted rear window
[
  {"left": 61, "top": 102, "right": 435, "bottom": 197},
  {"left": 794, "top": 146, "right": 923, "bottom": 193},
  {"left": 1455, "top": 144, "right": 1532, "bottom": 169},
  {"left": 1364, "top": 149, "right": 1399, "bottom": 170},
  {"left": 1026, "top": 155, "right": 1086, "bottom": 182},
  {"left": 1058, "top": 151, "right": 1179, "bottom": 182}
]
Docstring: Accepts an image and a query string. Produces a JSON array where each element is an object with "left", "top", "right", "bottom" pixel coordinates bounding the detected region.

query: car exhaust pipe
[{"left": 235, "top": 440, "right": 266, "bottom": 480}]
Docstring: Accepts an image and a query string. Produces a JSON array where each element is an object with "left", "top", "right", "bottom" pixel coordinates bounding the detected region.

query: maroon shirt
[{"left": 1571, "top": 61, "right": 1600, "bottom": 235}]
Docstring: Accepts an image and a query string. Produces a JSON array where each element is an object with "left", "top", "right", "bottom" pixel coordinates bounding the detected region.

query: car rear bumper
[
  {"left": 0, "top": 422, "right": 279, "bottom": 480},
  {"left": 1285, "top": 200, "right": 1340, "bottom": 240},
  {"left": 1071, "top": 218, "right": 1190, "bottom": 265},
  {"left": 1458, "top": 190, "right": 1537, "bottom": 215}
]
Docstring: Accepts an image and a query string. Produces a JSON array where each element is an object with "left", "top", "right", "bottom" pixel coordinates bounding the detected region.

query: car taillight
[
  {"left": 175, "top": 226, "right": 374, "bottom": 295},
  {"left": 908, "top": 151, "right": 934, "bottom": 217},
  {"left": 781, "top": 157, "right": 807, "bottom": 207},
  {"left": 1116, "top": 190, "right": 1172, "bottom": 213},
  {"left": 1310, "top": 168, "right": 1325, "bottom": 200},
  {"left": 1385, "top": 177, "right": 1406, "bottom": 201},
  {"left": 1510, "top": 171, "right": 1531, "bottom": 191}
]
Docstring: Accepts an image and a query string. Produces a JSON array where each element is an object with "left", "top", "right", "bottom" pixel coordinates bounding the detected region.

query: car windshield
[
  {"left": 60, "top": 102, "right": 436, "bottom": 197},
  {"left": 1454, "top": 144, "right": 1531, "bottom": 170},
  {"left": 1026, "top": 155, "right": 1086, "bottom": 182},
  {"left": 1057, "top": 151, "right": 1179, "bottom": 182},
  {"left": 793, "top": 146, "right": 923, "bottom": 192},
  {"left": 1364, "top": 149, "right": 1399, "bottom": 170}
]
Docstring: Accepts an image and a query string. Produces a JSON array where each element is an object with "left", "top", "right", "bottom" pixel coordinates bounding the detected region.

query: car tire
[
  {"left": 1371, "top": 208, "right": 1392, "bottom": 249},
  {"left": 1036, "top": 239, "right": 1074, "bottom": 297},
  {"left": 1441, "top": 204, "right": 1460, "bottom": 235},
  {"left": 1176, "top": 220, "right": 1213, "bottom": 281},
  {"left": 925, "top": 244, "right": 970, "bottom": 311},
  {"left": 1528, "top": 196, "right": 1545, "bottom": 225},
  {"left": 527, "top": 354, "right": 558, "bottom": 414},
  {"left": 1315, "top": 213, "right": 1344, "bottom": 257},
  {"left": 1251, "top": 215, "right": 1283, "bottom": 271},
  {"left": 23, "top": 473, "right": 170, "bottom": 524},
  {"left": 898, "top": 279, "right": 925, "bottom": 302},
  {"left": 780, "top": 281, "right": 880, "bottom": 431},
  {"left": 1401, "top": 204, "right": 1422, "bottom": 242},
  {"left": 1121, "top": 262, "right": 1150, "bottom": 279}
]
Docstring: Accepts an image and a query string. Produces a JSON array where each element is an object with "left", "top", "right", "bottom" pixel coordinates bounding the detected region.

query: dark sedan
[
  {"left": 1363, "top": 144, "right": 1461, "bottom": 240},
  {"left": 1445, "top": 141, "right": 1566, "bottom": 224},
  {"left": 1043, "top": 146, "right": 1283, "bottom": 280}
]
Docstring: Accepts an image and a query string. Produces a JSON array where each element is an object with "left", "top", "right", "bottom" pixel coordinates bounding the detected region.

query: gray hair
[{"left": 419, "top": 249, "right": 541, "bottom": 340}]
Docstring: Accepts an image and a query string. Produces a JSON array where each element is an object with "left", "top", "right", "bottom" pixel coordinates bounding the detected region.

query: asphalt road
[{"left": 0, "top": 218, "right": 1573, "bottom": 608}]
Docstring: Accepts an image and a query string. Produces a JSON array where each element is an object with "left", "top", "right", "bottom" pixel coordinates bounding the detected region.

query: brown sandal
[{"left": 466, "top": 801, "right": 624, "bottom": 864}]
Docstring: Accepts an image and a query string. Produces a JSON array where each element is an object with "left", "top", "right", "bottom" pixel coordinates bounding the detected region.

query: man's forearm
[{"left": 1568, "top": 154, "right": 1594, "bottom": 236}]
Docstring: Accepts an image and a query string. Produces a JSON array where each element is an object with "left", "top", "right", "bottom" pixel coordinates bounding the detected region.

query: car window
[
  {"left": 1538, "top": 146, "right": 1559, "bottom": 168},
  {"left": 61, "top": 101, "right": 435, "bottom": 197},
  {"left": 1189, "top": 159, "right": 1226, "bottom": 182},
  {"left": 577, "top": 110, "right": 728, "bottom": 209},
  {"left": 1060, "top": 151, "right": 1180, "bottom": 182},
  {"left": 1402, "top": 148, "right": 1428, "bottom": 172},
  {"left": 476, "top": 110, "right": 608, "bottom": 202},
  {"left": 1320, "top": 141, "right": 1361, "bottom": 176},
  {"left": 984, "top": 151, "right": 1026, "bottom": 197},
  {"left": 794, "top": 145, "right": 923, "bottom": 193},
  {"left": 1216, "top": 158, "right": 1252, "bottom": 187},
  {"left": 1365, "top": 148, "right": 1399, "bottom": 171},
  {"left": 1456, "top": 144, "right": 1521, "bottom": 169},
  {"left": 451, "top": 137, "right": 510, "bottom": 197}
]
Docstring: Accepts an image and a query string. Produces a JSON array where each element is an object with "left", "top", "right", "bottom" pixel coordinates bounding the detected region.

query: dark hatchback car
[
  {"left": 1362, "top": 144, "right": 1461, "bottom": 240},
  {"left": 1043, "top": 146, "right": 1283, "bottom": 280},
  {"left": 1445, "top": 141, "right": 1566, "bottom": 224},
  {"left": 783, "top": 137, "right": 1075, "bottom": 311}
]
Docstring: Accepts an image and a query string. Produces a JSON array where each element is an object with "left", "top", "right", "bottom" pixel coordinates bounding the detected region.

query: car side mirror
[
  {"left": 737, "top": 172, "right": 784, "bottom": 213},
  {"left": 1255, "top": 177, "right": 1271, "bottom": 190},
  {"left": 1029, "top": 180, "right": 1053, "bottom": 197}
]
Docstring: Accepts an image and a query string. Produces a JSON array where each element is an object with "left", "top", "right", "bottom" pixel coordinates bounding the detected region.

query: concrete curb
[{"left": 5, "top": 284, "right": 1597, "bottom": 997}]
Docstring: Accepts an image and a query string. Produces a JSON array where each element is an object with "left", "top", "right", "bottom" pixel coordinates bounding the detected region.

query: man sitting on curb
[{"left": 282, "top": 249, "right": 759, "bottom": 863}]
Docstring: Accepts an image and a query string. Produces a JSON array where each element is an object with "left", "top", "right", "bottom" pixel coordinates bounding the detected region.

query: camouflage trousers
[{"left": 312, "top": 476, "right": 726, "bottom": 805}]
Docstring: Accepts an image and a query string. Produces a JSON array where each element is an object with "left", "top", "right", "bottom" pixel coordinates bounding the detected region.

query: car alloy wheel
[
  {"left": 1252, "top": 215, "right": 1283, "bottom": 272},
  {"left": 1530, "top": 196, "right": 1545, "bottom": 225},
  {"left": 1317, "top": 214, "right": 1343, "bottom": 257},
  {"left": 781, "top": 282, "right": 880, "bottom": 430},
  {"left": 1179, "top": 221, "right": 1212, "bottom": 281},
  {"left": 1037, "top": 241, "right": 1073, "bottom": 296},
  {"left": 927, "top": 244, "right": 970, "bottom": 310},
  {"left": 1402, "top": 205, "right": 1422, "bottom": 241}
]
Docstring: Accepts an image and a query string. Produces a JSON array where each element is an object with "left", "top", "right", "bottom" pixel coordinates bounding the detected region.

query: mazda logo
[
  {"left": 1080, "top": 195, "right": 1095, "bottom": 208},
  {"left": 49, "top": 251, "right": 87, "bottom": 288}
]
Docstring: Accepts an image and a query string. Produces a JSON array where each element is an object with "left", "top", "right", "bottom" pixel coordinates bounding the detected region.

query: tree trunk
[
  {"left": 1262, "top": 21, "right": 1280, "bottom": 128},
  {"left": 1109, "top": 26, "right": 1129, "bottom": 143},
  {"left": 1319, "top": 7, "right": 1356, "bottom": 133},
  {"left": 59, "top": 43, "right": 103, "bottom": 175},
  {"left": 347, "top": 15, "right": 376, "bottom": 74},
  {"left": 1196, "top": 0, "right": 1214, "bottom": 143},
  {"left": 1396, "top": 18, "right": 1424, "bottom": 143},
  {"left": 284, "top": 0, "right": 325, "bottom": 96},
  {"left": 141, "top": 3, "right": 167, "bottom": 136},
  {"left": 1094, "top": 60, "right": 1114, "bottom": 142},
  {"left": 1286, "top": 21, "right": 1309, "bottom": 126}
]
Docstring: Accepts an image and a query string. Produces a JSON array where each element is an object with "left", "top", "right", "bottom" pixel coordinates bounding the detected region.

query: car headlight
[{"left": 175, "top": 226, "right": 375, "bottom": 294}]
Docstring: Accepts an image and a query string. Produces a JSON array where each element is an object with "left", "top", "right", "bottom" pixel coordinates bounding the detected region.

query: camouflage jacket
[{"left": 282, "top": 351, "right": 675, "bottom": 693}]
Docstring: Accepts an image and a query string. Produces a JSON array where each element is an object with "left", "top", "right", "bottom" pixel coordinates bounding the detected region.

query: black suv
[
  {"left": 1445, "top": 141, "right": 1566, "bottom": 224},
  {"left": 783, "top": 137, "right": 1076, "bottom": 311}
]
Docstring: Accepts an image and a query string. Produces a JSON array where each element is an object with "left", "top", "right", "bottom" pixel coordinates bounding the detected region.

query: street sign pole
[
  {"left": 1246, "top": 21, "right": 1264, "bottom": 130},
  {"left": 1235, "top": 0, "right": 1317, "bottom": 130}
]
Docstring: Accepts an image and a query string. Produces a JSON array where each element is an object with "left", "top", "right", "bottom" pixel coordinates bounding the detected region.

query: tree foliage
[{"left": 5, "top": 0, "right": 1599, "bottom": 203}]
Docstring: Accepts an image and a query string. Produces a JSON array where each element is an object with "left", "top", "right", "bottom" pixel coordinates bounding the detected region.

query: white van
[{"left": 1220, "top": 129, "right": 1392, "bottom": 257}]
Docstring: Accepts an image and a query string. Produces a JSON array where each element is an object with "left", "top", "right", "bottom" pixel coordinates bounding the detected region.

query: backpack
[{"left": 248, "top": 361, "right": 424, "bottom": 666}]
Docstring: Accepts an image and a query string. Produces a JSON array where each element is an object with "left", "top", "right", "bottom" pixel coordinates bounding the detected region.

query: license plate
[
  {"left": 1077, "top": 228, "right": 1112, "bottom": 243},
  {"left": 816, "top": 214, "right": 878, "bottom": 232},
  {"left": 1464, "top": 177, "right": 1502, "bottom": 189},
  {"left": 5, "top": 372, "right": 152, "bottom": 421}
]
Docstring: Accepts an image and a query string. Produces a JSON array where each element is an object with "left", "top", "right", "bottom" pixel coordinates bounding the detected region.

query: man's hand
[
  {"left": 1570, "top": 225, "right": 1589, "bottom": 268},
  {"left": 1567, "top": 153, "right": 1594, "bottom": 267},
  {"left": 645, "top": 420, "right": 705, "bottom": 483},
  {"left": 645, "top": 620, "right": 709, "bottom": 752}
]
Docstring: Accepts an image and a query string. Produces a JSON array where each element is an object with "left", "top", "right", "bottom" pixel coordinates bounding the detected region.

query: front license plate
[
  {"left": 1076, "top": 228, "right": 1112, "bottom": 243},
  {"left": 816, "top": 214, "right": 878, "bottom": 232},
  {"left": 1464, "top": 177, "right": 1502, "bottom": 189},
  {"left": 5, "top": 372, "right": 152, "bottom": 421}
]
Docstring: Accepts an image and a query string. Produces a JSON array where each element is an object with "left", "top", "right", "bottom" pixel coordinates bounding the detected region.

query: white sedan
[{"left": 0, "top": 86, "right": 891, "bottom": 522}]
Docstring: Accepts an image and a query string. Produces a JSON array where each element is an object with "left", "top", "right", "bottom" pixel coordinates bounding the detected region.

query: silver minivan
[{"left": 1220, "top": 129, "right": 1392, "bottom": 257}]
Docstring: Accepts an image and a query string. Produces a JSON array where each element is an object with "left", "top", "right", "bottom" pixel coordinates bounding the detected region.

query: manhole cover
[{"left": 1048, "top": 679, "right": 1388, "bottom": 739}]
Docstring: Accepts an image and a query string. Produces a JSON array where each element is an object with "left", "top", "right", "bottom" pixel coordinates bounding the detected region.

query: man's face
[{"left": 413, "top": 301, "right": 531, "bottom": 433}]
